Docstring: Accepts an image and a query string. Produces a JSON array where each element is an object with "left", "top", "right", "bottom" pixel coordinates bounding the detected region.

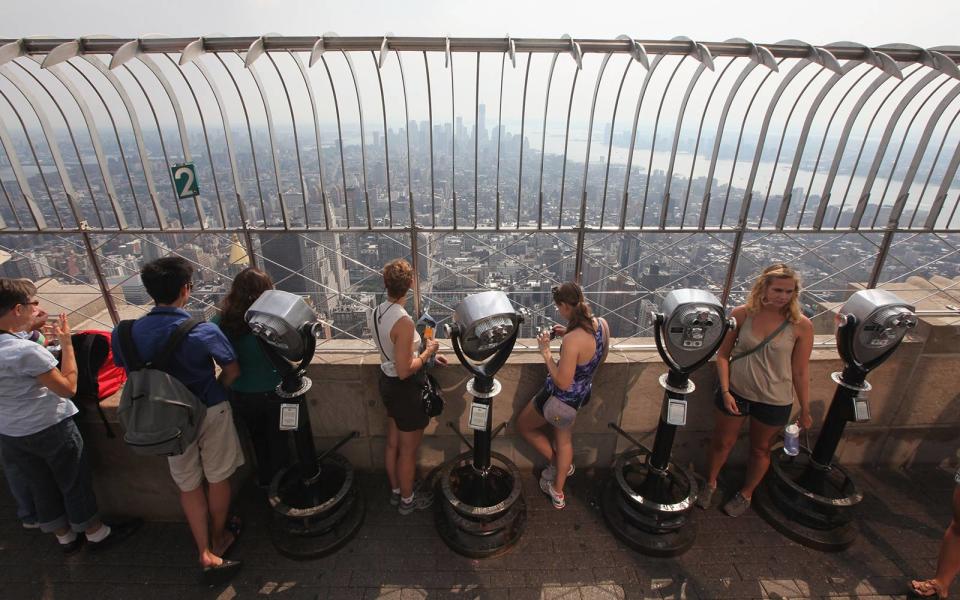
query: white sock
[
  {"left": 391, "top": 487, "right": 401, "bottom": 495},
  {"left": 401, "top": 494, "right": 414, "bottom": 504},
  {"left": 86, "top": 524, "right": 111, "bottom": 543},
  {"left": 56, "top": 530, "right": 78, "bottom": 545}
]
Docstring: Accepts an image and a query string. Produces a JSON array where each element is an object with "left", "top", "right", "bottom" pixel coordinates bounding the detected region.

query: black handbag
[{"left": 373, "top": 304, "right": 444, "bottom": 418}]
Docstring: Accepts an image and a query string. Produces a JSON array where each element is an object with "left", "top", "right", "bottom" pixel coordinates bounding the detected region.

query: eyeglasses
[
  {"left": 186, "top": 281, "right": 194, "bottom": 290},
  {"left": 20, "top": 300, "right": 40, "bottom": 307}
]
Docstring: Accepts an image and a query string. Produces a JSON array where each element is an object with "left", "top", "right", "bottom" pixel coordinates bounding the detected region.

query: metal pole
[{"left": 79, "top": 226, "right": 121, "bottom": 325}]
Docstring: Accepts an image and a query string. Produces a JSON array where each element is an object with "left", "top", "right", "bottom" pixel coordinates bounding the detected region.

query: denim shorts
[{"left": 714, "top": 388, "right": 792, "bottom": 427}]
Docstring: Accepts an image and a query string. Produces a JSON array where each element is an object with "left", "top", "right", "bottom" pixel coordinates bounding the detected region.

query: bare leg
[
  {"left": 912, "top": 486, "right": 960, "bottom": 598},
  {"left": 704, "top": 408, "right": 744, "bottom": 489},
  {"left": 385, "top": 419, "right": 400, "bottom": 491},
  {"left": 396, "top": 428, "right": 425, "bottom": 498},
  {"left": 740, "top": 419, "right": 780, "bottom": 499},
  {"left": 552, "top": 427, "right": 574, "bottom": 494},
  {"left": 180, "top": 486, "right": 221, "bottom": 567},
  {"left": 516, "top": 400, "right": 553, "bottom": 463},
  {"left": 208, "top": 480, "right": 233, "bottom": 556}
]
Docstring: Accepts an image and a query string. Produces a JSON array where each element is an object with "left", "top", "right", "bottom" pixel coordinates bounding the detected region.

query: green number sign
[{"left": 172, "top": 163, "right": 199, "bottom": 199}]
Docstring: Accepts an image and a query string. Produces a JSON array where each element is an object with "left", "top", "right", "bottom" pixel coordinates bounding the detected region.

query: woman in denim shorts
[{"left": 698, "top": 264, "right": 814, "bottom": 517}]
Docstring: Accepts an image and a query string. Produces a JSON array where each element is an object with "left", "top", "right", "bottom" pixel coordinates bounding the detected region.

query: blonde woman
[{"left": 698, "top": 264, "right": 814, "bottom": 517}]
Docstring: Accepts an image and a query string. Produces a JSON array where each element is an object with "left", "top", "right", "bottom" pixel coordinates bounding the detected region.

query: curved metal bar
[
  {"left": 81, "top": 55, "right": 166, "bottom": 229},
  {"left": 212, "top": 52, "right": 268, "bottom": 227},
  {"left": 370, "top": 51, "right": 392, "bottom": 226},
  {"left": 726, "top": 59, "right": 812, "bottom": 228},
  {"left": 0, "top": 66, "right": 81, "bottom": 227},
  {"left": 599, "top": 57, "right": 635, "bottom": 228},
  {"left": 578, "top": 52, "right": 614, "bottom": 222},
  {"left": 516, "top": 52, "right": 532, "bottom": 228},
  {"left": 535, "top": 51, "right": 560, "bottom": 229},
  {"left": 641, "top": 55, "right": 687, "bottom": 227},
  {"left": 36, "top": 59, "right": 129, "bottom": 229},
  {"left": 63, "top": 60, "right": 145, "bottom": 229},
  {"left": 680, "top": 58, "right": 737, "bottom": 227},
  {"left": 696, "top": 58, "right": 762, "bottom": 229},
  {"left": 0, "top": 155, "right": 20, "bottom": 229},
  {"left": 620, "top": 53, "right": 666, "bottom": 226},
  {"left": 814, "top": 67, "right": 903, "bottom": 228},
  {"left": 191, "top": 54, "right": 259, "bottom": 236},
  {"left": 138, "top": 54, "right": 208, "bottom": 228},
  {"left": 800, "top": 65, "right": 873, "bottom": 229},
  {"left": 848, "top": 70, "right": 942, "bottom": 229},
  {"left": 449, "top": 49, "right": 456, "bottom": 229},
  {"left": 6, "top": 62, "right": 104, "bottom": 229},
  {"left": 0, "top": 104, "right": 47, "bottom": 228},
  {"left": 266, "top": 52, "right": 309, "bottom": 227},
  {"left": 875, "top": 79, "right": 960, "bottom": 228},
  {"left": 314, "top": 54, "right": 350, "bottom": 228},
  {"left": 338, "top": 49, "right": 372, "bottom": 229},
  {"left": 661, "top": 61, "right": 707, "bottom": 228},
  {"left": 494, "top": 50, "right": 509, "bottom": 229},
  {"left": 914, "top": 103, "right": 960, "bottom": 228},
  {"left": 238, "top": 53, "right": 289, "bottom": 229},
  {"left": 162, "top": 53, "right": 227, "bottom": 229},
  {"left": 394, "top": 50, "right": 414, "bottom": 228},
  {"left": 474, "top": 52, "right": 480, "bottom": 228},
  {"left": 289, "top": 51, "right": 331, "bottom": 230},
  {"left": 423, "top": 51, "right": 435, "bottom": 228},
  {"left": 558, "top": 60, "right": 581, "bottom": 228},
  {"left": 756, "top": 64, "right": 827, "bottom": 228}
]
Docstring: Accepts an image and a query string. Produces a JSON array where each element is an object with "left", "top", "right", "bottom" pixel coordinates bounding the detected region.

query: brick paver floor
[{"left": 0, "top": 463, "right": 954, "bottom": 599}]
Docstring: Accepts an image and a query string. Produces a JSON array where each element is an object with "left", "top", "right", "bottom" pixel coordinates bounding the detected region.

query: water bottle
[
  {"left": 417, "top": 305, "right": 437, "bottom": 368},
  {"left": 783, "top": 422, "right": 800, "bottom": 456}
]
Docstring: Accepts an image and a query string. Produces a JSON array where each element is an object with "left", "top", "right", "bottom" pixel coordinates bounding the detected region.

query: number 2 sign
[{"left": 172, "top": 163, "right": 199, "bottom": 199}]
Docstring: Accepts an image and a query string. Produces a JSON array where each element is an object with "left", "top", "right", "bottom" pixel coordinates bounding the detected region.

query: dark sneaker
[
  {"left": 87, "top": 519, "right": 144, "bottom": 552},
  {"left": 696, "top": 484, "right": 717, "bottom": 509},
  {"left": 722, "top": 492, "right": 751, "bottom": 517},
  {"left": 390, "top": 479, "right": 423, "bottom": 507},
  {"left": 60, "top": 535, "right": 83, "bottom": 555},
  {"left": 398, "top": 490, "right": 433, "bottom": 515}
]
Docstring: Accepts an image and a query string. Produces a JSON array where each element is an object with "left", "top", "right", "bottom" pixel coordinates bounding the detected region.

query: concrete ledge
[{"left": 76, "top": 335, "right": 959, "bottom": 520}]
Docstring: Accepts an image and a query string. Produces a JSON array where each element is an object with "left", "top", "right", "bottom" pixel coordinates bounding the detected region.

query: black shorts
[
  {"left": 379, "top": 371, "right": 429, "bottom": 432},
  {"left": 714, "top": 388, "right": 792, "bottom": 427}
]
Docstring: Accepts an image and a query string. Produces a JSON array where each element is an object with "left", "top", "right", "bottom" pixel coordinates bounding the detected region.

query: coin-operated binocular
[
  {"left": 603, "top": 289, "right": 733, "bottom": 556},
  {"left": 435, "top": 291, "right": 526, "bottom": 558},
  {"left": 755, "top": 289, "right": 917, "bottom": 551},
  {"left": 246, "top": 290, "right": 363, "bottom": 559}
]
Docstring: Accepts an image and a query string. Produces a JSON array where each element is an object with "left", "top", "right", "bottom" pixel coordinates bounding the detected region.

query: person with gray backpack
[{"left": 112, "top": 257, "right": 245, "bottom": 584}]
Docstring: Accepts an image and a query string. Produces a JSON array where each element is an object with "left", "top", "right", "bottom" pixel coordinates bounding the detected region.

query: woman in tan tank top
[{"left": 697, "top": 264, "right": 814, "bottom": 517}]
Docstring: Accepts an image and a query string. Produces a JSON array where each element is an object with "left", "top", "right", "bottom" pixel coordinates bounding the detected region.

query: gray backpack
[{"left": 116, "top": 318, "right": 207, "bottom": 456}]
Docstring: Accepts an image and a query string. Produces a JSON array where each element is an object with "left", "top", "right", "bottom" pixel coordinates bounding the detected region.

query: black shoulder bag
[{"left": 372, "top": 304, "right": 444, "bottom": 418}]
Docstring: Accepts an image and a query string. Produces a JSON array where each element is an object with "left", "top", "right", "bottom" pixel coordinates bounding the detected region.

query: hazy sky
[{"left": 2, "top": 0, "right": 959, "bottom": 48}]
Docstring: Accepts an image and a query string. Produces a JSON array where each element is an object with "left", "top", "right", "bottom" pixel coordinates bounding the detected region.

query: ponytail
[{"left": 552, "top": 281, "right": 596, "bottom": 335}]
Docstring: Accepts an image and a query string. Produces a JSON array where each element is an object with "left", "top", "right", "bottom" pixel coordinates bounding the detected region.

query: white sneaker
[
  {"left": 538, "top": 477, "right": 566, "bottom": 509},
  {"left": 398, "top": 490, "right": 434, "bottom": 515},
  {"left": 540, "top": 463, "right": 575, "bottom": 484}
]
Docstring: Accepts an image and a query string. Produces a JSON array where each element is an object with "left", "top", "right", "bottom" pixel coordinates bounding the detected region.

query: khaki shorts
[{"left": 168, "top": 401, "right": 244, "bottom": 492}]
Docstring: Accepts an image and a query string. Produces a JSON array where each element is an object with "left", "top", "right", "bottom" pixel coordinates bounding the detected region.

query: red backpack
[{"left": 71, "top": 330, "right": 127, "bottom": 437}]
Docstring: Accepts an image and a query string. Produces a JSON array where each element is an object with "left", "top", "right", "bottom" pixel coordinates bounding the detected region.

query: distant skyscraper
[
  {"left": 260, "top": 232, "right": 317, "bottom": 299},
  {"left": 478, "top": 104, "right": 486, "bottom": 141}
]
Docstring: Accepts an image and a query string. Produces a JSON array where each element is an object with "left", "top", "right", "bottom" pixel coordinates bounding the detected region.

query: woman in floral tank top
[{"left": 516, "top": 282, "right": 609, "bottom": 509}]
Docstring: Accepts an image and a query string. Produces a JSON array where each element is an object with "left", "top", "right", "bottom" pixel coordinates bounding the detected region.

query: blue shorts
[{"left": 714, "top": 388, "right": 792, "bottom": 427}]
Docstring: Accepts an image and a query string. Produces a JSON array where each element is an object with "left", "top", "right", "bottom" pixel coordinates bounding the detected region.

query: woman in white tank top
[
  {"left": 698, "top": 264, "right": 814, "bottom": 518},
  {"left": 369, "top": 259, "right": 446, "bottom": 515}
]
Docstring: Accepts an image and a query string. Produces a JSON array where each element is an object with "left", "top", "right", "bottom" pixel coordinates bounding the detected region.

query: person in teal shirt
[{"left": 212, "top": 268, "right": 290, "bottom": 489}]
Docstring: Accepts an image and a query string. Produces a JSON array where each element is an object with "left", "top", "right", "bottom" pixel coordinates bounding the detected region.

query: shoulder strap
[
  {"left": 152, "top": 318, "right": 202, "bottom": 371},
  {"left": 730, "top": 319, "right": 791, "bottom": 364},
  {"left": 117, "top": 320, "right": 145, "bottom": 371},
  {"left": 372, "top": 306, "right": 391, "bottom": 362}
]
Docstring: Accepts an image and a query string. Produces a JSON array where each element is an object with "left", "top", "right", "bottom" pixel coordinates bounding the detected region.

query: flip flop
[
  {"left": 201, "top": 558, "right": 243, "bottom": 585},
  {"left": 909, "top": 579, "right": 946, "bottom": 599},
  {"left": 214, "top": 515, "right": 242, "bottom": 558}
]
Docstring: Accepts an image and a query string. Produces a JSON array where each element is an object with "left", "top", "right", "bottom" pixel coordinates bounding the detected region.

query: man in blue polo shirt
[{"left": 113, "top": 256, "right": 244, "bottom": 582}]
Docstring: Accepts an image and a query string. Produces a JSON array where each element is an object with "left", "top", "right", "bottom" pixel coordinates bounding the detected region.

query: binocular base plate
[
  {"left": 270, "top": 489, "right": 365, "bottom": 560},
  {"left": 753, "top": 479, "right": 856, "bottom": 552},
  {"left": 601, "top": 477, "right": 697, "bottom": 557}
]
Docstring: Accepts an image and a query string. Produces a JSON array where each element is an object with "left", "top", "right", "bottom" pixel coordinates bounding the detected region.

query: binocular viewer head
[
  {"left": 245, "top": 289, "right": 321, "bottom": 362},
  {"left": 445, "top": 290, "right": 523, "bottom": 362},
  {"left": 657, "top": 289, "right": 730, "bottom": 371},
  {"left": 837, "top": 289, "right": 916, "bottom": 368}
]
